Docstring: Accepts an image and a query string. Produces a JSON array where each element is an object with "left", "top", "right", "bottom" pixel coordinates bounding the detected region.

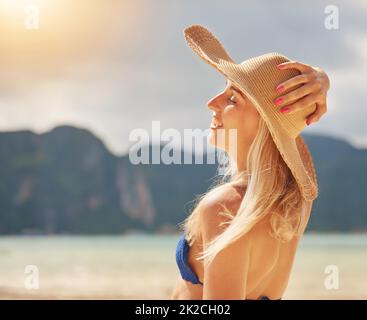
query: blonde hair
[{"left": 178, "top": 116, "right": 309, "bottom": 269}]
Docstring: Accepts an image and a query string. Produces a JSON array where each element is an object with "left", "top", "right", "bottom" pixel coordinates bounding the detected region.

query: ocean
[{"left": 0, "top": 233, "right": 366, "bottom": 299}]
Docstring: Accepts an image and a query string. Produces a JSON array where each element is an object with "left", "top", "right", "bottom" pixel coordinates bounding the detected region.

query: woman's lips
[
  {"left": 210, "top": 117, "right": 223, "bottom": 129},
  {"left": 210, "top": 123, "right": 223, "bottom": 129}
]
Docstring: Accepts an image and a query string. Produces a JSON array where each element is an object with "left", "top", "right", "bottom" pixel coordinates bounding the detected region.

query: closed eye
[{"left": 228, "top": 95, "right": 236, "bottom": 104}]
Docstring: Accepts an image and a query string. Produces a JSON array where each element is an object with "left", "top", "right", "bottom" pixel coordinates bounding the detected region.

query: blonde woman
[{"left": 171, "top": 25, "right": 330, "bottom": 300}]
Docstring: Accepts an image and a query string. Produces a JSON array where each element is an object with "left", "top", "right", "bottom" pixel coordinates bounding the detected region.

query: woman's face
[{"left": 207, "top": 80, "right": 260, "bottom": 153}]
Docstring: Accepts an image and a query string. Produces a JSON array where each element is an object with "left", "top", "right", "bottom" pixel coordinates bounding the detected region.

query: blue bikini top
[
  {"left": 174, "top": 229, "right": 281, "bottom": 300},
  {"left": 175, "top": 231, "right": 203, "bottom": 285}
]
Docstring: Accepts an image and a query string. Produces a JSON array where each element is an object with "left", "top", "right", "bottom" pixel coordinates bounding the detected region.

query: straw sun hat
[{"left": 183, "top": 24, "right": 318, "bottom": 201}]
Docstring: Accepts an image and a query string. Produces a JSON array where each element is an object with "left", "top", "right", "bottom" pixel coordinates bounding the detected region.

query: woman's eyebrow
[{"left": 229, "top": 85, "right": 241, "bottom": 94}]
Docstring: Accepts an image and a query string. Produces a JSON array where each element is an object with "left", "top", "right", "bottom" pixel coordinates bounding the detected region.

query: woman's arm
[
  {"left": 274, "top": 61, "right": 330, "bottom": 125},
  {"left": 199, "top": 197, "right": 251, "bottom": 300}
]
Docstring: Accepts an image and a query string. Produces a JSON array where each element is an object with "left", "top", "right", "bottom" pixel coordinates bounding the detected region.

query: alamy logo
[
  {"left": 24, "top": 265, "right": 40, "bottom": 290},
  {"left": 24, "top": 5, "right": 40, "bottom": 30},
  {"left": 129, "top": 121, "right": 238, "bottom": 173},
  {"left": 324, "top": 264, "right": 339, "bottom": 290},
  {"left": 324, "top": 5, "right": 339, "bottom": 30}
]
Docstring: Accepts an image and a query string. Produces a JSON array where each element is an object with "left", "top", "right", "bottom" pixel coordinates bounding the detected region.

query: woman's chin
[{"left": 208, "top": 130, "right": 225, "bottom": 149}]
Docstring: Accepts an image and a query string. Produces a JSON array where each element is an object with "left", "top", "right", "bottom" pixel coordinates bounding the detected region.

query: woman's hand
[{"left": 274, "top": 61, "right": 330, "bottom": 126}]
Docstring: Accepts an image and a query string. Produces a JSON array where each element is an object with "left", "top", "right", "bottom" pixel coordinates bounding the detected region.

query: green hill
[{"left": 0, "top": 125, "right": 365, "bottom": 234}]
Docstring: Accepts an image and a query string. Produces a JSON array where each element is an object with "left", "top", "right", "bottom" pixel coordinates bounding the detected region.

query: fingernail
[
  {"left": 281, "top": 107, "right": 290, "bottom": 113},
  {"left": 276, "top": 85, "right": 284, "bottom": 92},
  {"left": 277, "top": 64, "right": 285, "bottom": 69},
  {"left": 306, "top": 119, "right": 310, "bottom": 125},
  {"left": 274, "top": 97, "right": 283, "bottom": 105}
]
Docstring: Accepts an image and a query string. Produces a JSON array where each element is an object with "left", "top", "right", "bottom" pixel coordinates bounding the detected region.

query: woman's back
[{"left": 173, "top": 184, "right": 313, "bottom": 300}]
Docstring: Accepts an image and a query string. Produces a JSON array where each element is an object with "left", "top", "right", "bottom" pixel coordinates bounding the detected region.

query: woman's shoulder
[
  {"left": 200, "top": 184, "right": 244, "bottom": 213},
  {"left": 197, "top": 184, "right": 245, "bottom": 235}
]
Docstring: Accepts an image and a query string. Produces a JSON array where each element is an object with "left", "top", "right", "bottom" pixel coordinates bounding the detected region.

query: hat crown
[{"left": 225, "top": 53, "right": 317, "bottom": 138}]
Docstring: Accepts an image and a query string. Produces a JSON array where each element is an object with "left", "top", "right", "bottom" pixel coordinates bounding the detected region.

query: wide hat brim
[{"left": 183, "top": 24, "right": 318, "bottom": 201}]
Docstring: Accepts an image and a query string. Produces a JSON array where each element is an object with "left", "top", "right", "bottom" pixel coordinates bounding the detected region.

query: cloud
[{"left": 0, "top": 0, "right": 366, "bottom": 155}]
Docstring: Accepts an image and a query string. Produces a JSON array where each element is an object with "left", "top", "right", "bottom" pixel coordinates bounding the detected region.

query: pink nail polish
[
  {"left": 274, "top": 97, "right": 283, "bottom": 105},
  {"left": 276, "top": 85, "right": 284, "bottom": 92},
  {"left": 281, "top": 107, "right": 290, "bottom": 113}
]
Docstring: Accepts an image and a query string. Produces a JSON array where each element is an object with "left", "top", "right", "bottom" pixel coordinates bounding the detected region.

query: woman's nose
[{"left": 207, "top": 94, "right": 223, "bottom": 112}]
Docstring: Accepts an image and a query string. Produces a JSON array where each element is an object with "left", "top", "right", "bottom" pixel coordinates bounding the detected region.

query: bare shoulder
[
  {"left": 198, "top": 184, "right": 245, "bottom": 238},
  {"left": 197, "top": 184, "right": 251, "bottom": 299},
  {"left": 199, "top": 184, "right": 244, "bottom": 218}
]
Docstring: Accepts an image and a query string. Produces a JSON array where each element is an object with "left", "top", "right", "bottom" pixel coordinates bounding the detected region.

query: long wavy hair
[{"left": 178, "top": 116, "right": 309, "bottom": 269}]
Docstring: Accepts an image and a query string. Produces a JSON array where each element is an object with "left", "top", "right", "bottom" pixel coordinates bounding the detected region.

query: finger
[
  {"left": 306, "top": 101, "right": 327, "bottom": 125},
  {"left": 278, "top": 93, "right": 318, "bottom": 115},
  {"left": 277, "top": 60, "right": 313, "bottom": 73},
  {"left": 277, "top": 60, "right": 312, "bottom": 73},
  {"left": 275, "top": 73, "right": 314, "bottom": 93},
  {"left": 274, "top": 81, "right": 317, "bottom": 107}
]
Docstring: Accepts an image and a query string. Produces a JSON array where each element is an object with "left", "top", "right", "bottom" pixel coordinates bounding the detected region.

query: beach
[{"left": 0, "top": 234, "right": 366, "bottom": 300}]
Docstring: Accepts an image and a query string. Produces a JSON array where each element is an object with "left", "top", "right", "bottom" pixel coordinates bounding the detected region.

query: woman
[{"left": 171, "top": 25, "right": 330, "bottom": 300}]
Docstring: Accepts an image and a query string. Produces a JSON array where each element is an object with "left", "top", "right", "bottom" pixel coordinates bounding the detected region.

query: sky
[{"left": 0, "top": 0, "right": 366, "bottom": 156}]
